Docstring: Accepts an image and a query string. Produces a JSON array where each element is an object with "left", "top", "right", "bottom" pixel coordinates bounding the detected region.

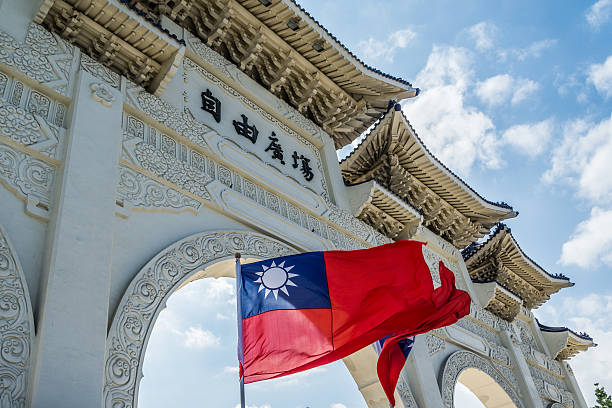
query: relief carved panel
[{"left": 0, "top": 225, "right": 34, "bottom": 408}]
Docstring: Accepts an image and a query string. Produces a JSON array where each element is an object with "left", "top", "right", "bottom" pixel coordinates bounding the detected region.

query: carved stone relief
[
  {"left": 422, "top": 245, "right": 443, "bottom": 289},
  {"left": 80, "top": 53, "right": 121, "bottom": 89},
  {"left": 116, "top": 166, "right": 202, "bottom": 214},
  {"left": 0, "top": 225, "right": 34, "bottom": 408},
  {"left": 0, "top": 141, "right": 56, "bottom": 219},
  {"left": 397, "top": 375, "right": 418, "bottom": 408},
  {"left": 90, "top": 82, "right": 115, "bottom": 107},
  {"left": 440, "top": 351, "right": 524, "bottom": 408},
  {"left": 426, "top": 332, "right": 446, "bottom": 356},
  {"left": 120, "top": 112, "right": 374, "bottom": 250},
  {"left": 0, "top": 73, "right": 67, "bottom": 130},
  {"left": 103, "top": 231, "right": 297, "bottom": 408},
  {"left": 0, "top": 24, "right": 76, "bottom": 96}
]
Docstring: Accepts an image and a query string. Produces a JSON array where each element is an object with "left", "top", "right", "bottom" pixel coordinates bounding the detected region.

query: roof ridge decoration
[
  {"left": 340, "top": 103, "right": 517, "bottom": 248},
  {"left": 462, "top": 223, "right": 573, "bottom": 310}
]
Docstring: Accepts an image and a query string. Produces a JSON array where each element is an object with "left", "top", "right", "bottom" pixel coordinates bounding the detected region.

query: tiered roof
[
  {"left": 462, "top": 224, "right": 573, "bottom": 310},
  {"left": 37, "top": 0, "right": 418, "bottom": 146},
  {"left": 341, "top": 104, "right": 517, "bottom": 247},
  {"left": 537, "top": 321, "right": 595, "bottom": 360}
]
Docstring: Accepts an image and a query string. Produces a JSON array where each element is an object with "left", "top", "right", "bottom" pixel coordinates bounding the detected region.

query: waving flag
[
  {"left": 374, "top": 334, "right": 415, "bottom": 407},
  {"left": 237, "top": 240, "right": 470, "bottom": 384}
]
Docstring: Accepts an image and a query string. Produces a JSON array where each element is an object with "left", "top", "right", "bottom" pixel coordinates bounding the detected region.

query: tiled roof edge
[
  {"left": 288, "top": 0, "right": 413, "bottom": 88},
  {"left": 344, "top": 177, "right": 425, "bottom": 218},
  {"left": 462, "top": 223, "right": 572, "bottom": 283},
  {"left": 536, "top": 319, "right": 594, "bottom": 342},
  {"left": 340, "top": 102, "right": 515, "bottom": 213}
]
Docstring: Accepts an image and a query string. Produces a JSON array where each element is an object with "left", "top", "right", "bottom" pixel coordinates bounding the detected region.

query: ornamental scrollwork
[
  {"left": 0, "top": 24, "right": 75, "bottom": 96},
  {"left": 116, "top": 166, "right": 203, "bottom": 214},
  {"left": 426, "top": 333, "right": 446, "bottom": 356},
  {"left": 90, "top": 83, "right": 115, "bottom": 107},
  {"left": 422, "top": 245, "right": 442, "bottom": 289},
  {"left": 396, "top": 376, "right": 418, "bottom": 408},
  {"left": 103, "top": 231, "right": 297, "bottom": 408},
  {"left": 0, "top": 225, "right": 34, "bottom": 408},
  {"left": 0, "top": 142, "right": 55, "bottom": 217},
  {"left": 440, "top": 351, "right": 524, "bottom": 408}
]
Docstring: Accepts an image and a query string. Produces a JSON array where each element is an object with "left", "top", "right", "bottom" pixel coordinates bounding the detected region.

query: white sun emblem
[{"left": 253, "top": 260, "right": 299, "bottom": 300}]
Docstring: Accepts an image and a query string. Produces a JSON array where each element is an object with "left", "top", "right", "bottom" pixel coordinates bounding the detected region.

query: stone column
[
  {"left": 499, "top": 330, "right": 544, "bottom": 408},
  {"left": 404, "top": 335, "right": 445, "bottom": 408},
  {"left": 30, "top": 71, "right": 123, "bottom": 408}
]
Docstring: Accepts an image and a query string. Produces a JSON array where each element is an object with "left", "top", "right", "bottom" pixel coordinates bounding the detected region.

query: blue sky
[{"left": 139, "top": 1, "right": 612, "bottom": 407}]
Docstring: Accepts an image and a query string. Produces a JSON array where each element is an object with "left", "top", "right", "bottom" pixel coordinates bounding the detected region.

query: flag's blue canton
[
  {"left": 240, "top": 252, "right": 331, "bottom": 318},
  {"left": 376, "top": 335, "right": 415, "bottom": 358},
  {"left": 398, "top": 337, "right": 415, "bottom": 358}
]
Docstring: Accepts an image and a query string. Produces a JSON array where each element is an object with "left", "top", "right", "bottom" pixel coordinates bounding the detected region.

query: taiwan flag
[{"left": 237, "top": 240, "right": 470, "bottom": 384}]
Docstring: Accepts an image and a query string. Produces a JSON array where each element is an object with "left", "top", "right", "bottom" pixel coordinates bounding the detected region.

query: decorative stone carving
[
  {"left": 426, "top": 333, "right": 446, "bottom": 356},
  {"left": 422, "top": 245, "right": 443, "bottom": 289},
  {"left": 0, "top": 142, "right": 55, "bottom": 218},
  {"left": 104, "top": 231, "right": 297, "bottom": 408},
  {"left": 441, "top": 351, "right": 524, "bottom": 408},
  {"left": 90, "top": 83, "right": 115, "bottom": 107},
  {"left": 117, "top": 166, "right": 202, "bottom": 214},
  {"left": 397, "top": 376, "right": 418, "bottom": 408},
  {"left": 0, "top": 98, "right": 63, "bottom": 159},
  {"left": 0, "top": 24, "right": 75, "bottom": 96},
  {"left": 0, "top": 225, "right": 34, "bottom": 408},
  {"left": 80, "top": 53, "right": 121, "bottom": 89},
  {"left": 0, "top": 73, "right": 67, "bottom": 129}
]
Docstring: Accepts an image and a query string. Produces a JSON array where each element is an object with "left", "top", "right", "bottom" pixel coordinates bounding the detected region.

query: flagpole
[{"left": 235, "top": 253, "right": 245, "bottom": 408}]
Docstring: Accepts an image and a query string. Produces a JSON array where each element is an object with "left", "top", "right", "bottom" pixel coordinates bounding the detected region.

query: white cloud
[
  {"left": 588, "top": 55, "right": 612, "bottom": 99},
  {"left": 402, "top": 45, "right": 503, "bottom": 175},
  {"left": 468, "top": 22, "right": 498, "bottom": 51},
  {"left": 182, "top": 326, "right": 220, "bottom": 349},
  {"left": 536, "top": 293, "right": 612, "bottom": 406},
  {"left": 498, "top": 39, "right": 557, "bottom": 61},
  {"left": 357, "top": 28, "right": 416, "bottom": 63},
  {"left": 560, "top": 207, "right": 612, "bottom": 268},
  {"left": 224, "top": 365, "right": 240, "bottom": 374},
  {"left": 475, "top": 74, "right": 539, "bottom": 106},
  {"left": 454, "top": 382, "right": 486, "bottom": 407},
  {"left": 586, "top": 0, "right": 612, "bottom": 29},
  {"left": 543, "top": 114, "right": 612, "bottom": 203},
  {"left": 330, "top": 404, "right": 348, "bottom": 408},
  {"left": 216, "top": 312, "right": 231, "bottom": 320},
  {"left": 502, "top": 119, "right": 553, "bottom": 157}
]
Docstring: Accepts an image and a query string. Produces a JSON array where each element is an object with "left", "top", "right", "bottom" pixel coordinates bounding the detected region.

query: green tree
[{"left": 594, "top": 383, "right": 612, "bottom": 408}]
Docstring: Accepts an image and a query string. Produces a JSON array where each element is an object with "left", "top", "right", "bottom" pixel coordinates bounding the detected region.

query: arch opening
[
  {"left": 138, "top": 273, "right": 367, "bottom": 407},
  {"left": 454, "top": 368, "right": 517, "bottom": 408},
  {"left": 104, "top": 230, "right": 370, "bottom": 408}
]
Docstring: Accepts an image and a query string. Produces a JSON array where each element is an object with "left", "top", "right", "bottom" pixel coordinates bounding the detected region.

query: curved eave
[
  {"left": 281, "top": 0, "right": 414, "bottom": 90},
  {"left": 340, "top": 105, "right": 516, "bottom": 222},
  {"left": 538, "top": 321, "right": 596, "bottom": 360},
  {"left": 464, "top": 224, "right": 573, "bottom": 289}
]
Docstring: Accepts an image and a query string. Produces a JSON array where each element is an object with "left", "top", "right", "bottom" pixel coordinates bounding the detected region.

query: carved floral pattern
[
  {"left": 441, "top": 351, "right": 524, "bottom": 408},
  {"left": 117, "top": 166, "right": 202, "bottom": 213},
  {"left": 104, "top": 231, "right": 297, "bottom": 408},
  {"left": 0, "top": 225, "right": 34, "bottom": 408},
  {"left": 0, "top": 142, "right": 55, "bottom": 213},
  {"left": 426, "top": 333, "right": 446, "bottom": 356},
  {"left": 0, "top": 24, "right": 75, "bottom": 96},
  {"left": 90, "top": 82, "right": 115, "bottom": 107}
]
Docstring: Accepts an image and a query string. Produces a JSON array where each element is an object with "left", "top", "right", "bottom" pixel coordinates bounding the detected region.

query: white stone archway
[
  {"left": 441, "top": 351, "right": 524, "bottom": 408},
  {"left": 103, "top": 230, "right": 299, "bottom": 408},
  {"left": 0, "top": 225, "right": 34, "bottom": 407}
]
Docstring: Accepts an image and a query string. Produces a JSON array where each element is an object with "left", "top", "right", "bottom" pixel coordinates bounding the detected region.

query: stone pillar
[
  {"left": 404, "top": 336, "right": 445, "bottom": 408},
  {"left": 499, "top": 330, "right": 544, "bottom": 408},
  {"left": 30, "top": 71, "right": 123, "bottom": 408}
]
